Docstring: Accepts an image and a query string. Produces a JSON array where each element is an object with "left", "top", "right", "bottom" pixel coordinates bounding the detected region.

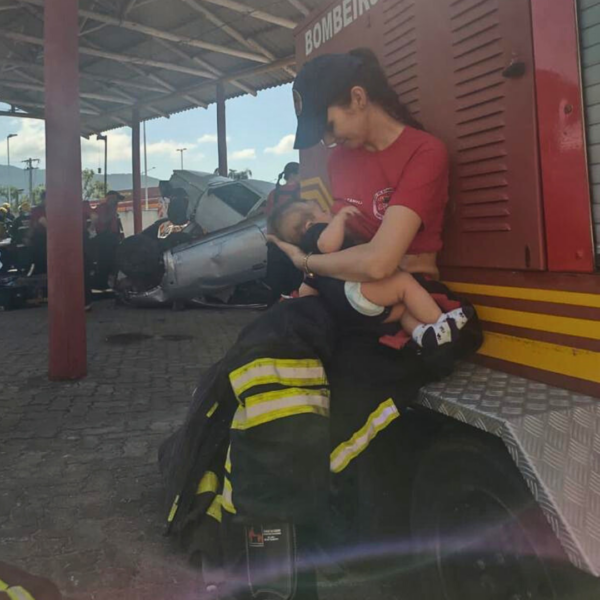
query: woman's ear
[{"left": 351, "top": 86, "right": 368, "bottom": 110}]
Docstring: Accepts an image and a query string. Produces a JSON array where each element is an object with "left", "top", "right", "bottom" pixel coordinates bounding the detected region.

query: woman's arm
[{"left": 270, "top": 205, "right": 422, "bottom": 282}]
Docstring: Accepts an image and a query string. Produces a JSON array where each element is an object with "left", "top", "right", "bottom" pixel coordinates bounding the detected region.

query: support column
[
  {"left": 132, "top": 107, "right": 142, "bottom": 234},
  {"left": 217, "top": 82, "right": 228, "bottom": 177},
  {"left": 44, "top": 0, "right": 86, "bottom": 380}
]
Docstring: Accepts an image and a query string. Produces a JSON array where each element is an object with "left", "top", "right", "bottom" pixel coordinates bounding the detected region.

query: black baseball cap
[
  {"left": 293, "top": 53, "right": 364, "bottom": 150},
  {"left": 106, "top": 190, "right": 125, "bottom": 201}
]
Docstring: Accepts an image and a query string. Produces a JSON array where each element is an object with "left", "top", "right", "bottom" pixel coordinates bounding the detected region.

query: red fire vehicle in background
[{"left": 295, "top": 1, "right": 600, "bottom": 598}]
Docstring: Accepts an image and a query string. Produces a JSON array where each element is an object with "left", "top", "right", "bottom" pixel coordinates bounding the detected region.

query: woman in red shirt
[
  {"left": 265, "top": 162, "right": 301, "bottom": 215},
  {"left": 274, "top": 48, "right": 449, "bottom": 285},
  {"left": 163, "top": 49, "right": 482, "bottom": 599}
]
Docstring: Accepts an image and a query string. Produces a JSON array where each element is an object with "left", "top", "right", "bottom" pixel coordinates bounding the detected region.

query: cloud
[
  {"left": 230, "top": 148, "right": 256, "bottom": 160},
  {"left": 81, "top": 129, "right": 133, "bottom": 163},
  {"left": 198, "top": 133, "right": 230, "bottom": 144},
  {"left": 0, "top": 119, "right": 46, "bottom": 165},
  {"left": 146, "top": 140, "right": 197, "bottom": 156},
  {"left": 264, "top": 134, "right": 296, "bottom": 156}
]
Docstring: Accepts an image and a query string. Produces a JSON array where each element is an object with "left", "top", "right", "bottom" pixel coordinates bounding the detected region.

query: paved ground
[
  {"left": 0, "top": 301, "right": 415, "bottom": 600},
  {"left": 0, "top": 300, "right": 258, "bottom": 600}
]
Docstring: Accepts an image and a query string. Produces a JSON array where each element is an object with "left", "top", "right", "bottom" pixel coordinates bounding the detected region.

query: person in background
[
  {"left": 265, "top": 162, "right": 301, "bottom": 215},
  {"left": 0, "top": 207, "right": 9, "bottom": 240},
  {"left": 91, "top": 190, "right": 124, "bottom": 289},
  {"left": 7, "top": 202, "right": 32, "bottom": 272},
  {"left": 10, "top": 202, "right": 31, "bottom": 246},
  {"left": 1, "top": 202, "right": 14, "bottom": 224},
  {"left": 264, "top": 162, "right": 304, "bottom": 301},
  {"left": 29, "top": 191, "right": 47, "bottom": 274},
  {"left": 82, "top": 200, "right": 94, "bottom": 311}
]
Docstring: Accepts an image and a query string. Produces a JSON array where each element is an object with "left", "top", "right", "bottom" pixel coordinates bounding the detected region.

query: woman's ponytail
[{"left": 276, "top": 171, "right": 285, "bottom": 190}]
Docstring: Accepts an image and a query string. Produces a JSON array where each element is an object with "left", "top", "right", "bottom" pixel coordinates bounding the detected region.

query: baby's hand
[{"left": 337, "top": 206, "right": 361, "bottom": 219}]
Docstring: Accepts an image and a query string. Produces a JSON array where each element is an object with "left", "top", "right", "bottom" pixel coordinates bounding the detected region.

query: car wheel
[{"left": 410, "top": 429, "right": 600, "bottom": 600}]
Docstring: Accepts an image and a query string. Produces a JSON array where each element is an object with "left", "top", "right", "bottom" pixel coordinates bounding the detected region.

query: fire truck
[{"left": 296, "top": 0, "right": 600, "bottom": 598}]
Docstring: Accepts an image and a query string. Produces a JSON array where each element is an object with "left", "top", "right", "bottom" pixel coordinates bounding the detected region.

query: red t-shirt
[
  {"left": 265, "top": 181, "right": 300, "bottom": 215},
  {"left": 327, "top": 126, "right": 449, "bottom": 254}
]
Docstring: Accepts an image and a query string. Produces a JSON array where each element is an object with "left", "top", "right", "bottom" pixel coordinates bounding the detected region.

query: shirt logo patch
[
  {"left": 344, "top": 197, "right": 363, "bottom": 206},
  {"left": 373, "top": 188, "right": 394, "bottom": 220}
]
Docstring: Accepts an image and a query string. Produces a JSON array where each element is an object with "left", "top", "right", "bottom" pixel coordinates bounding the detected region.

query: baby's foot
[
  {"left": 438, "top": 306, "right": 474, "bottom": 330},
  {"left": 412, "top": 321, "right": 452, "bottom": 351}
]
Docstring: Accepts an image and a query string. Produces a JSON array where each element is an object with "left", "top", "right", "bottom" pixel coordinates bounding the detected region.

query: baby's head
[{"left": 268, "top": 200, "right": 330, "bottom": 245}]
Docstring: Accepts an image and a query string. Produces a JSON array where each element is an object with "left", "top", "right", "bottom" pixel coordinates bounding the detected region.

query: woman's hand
[{"left": 266, "top": 235, "right": 307, "bottom": 270}]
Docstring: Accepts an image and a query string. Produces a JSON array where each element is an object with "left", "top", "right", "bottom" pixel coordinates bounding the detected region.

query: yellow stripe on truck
[
  {"left": 475, "top": 305, "right": 600, "bottom": 341},
  {"left": 446, "top": 282, "right": 600, "bottom": 309},
  {"left": 480, "top": 332, "right": 600, "bottom": 384}
]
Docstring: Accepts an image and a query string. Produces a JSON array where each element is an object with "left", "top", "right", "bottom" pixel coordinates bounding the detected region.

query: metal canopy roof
[{"left": 0, "top": 0, "right": 319, "bottom": 136}]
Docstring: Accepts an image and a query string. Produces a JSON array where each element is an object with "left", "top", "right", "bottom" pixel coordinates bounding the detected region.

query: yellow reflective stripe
[
  {"left": 222, "top": 477, "right": 236, "bottom": 514},
  {"left": 231, "top": 391, "right": 330, "bottom": 430},
  {"left": 229, "top": 358, "right": 327, "bottom": 398},
  {"left": 206, "top": 495, "right": 223, "bottom": 523},
  {"left": 7, "top": 586, "right": 35, "bottom": 600},
  {"left": 225, "top": 445, "right": 232, "bottom": 474},
  {"left": 206, "top": 403, "right": 218, "bottom": 418},
  {"left": 167, "top": 494, "right": 180, "bottom": 523},
  {"left": 330, "top": 399, "right": 400, "bottom": 474},
  {"left": 196, "top": 471, "right": 219, "bottom": 496},
  {"left": 0, "top": 581, "right": 36, "bottom": 600}
]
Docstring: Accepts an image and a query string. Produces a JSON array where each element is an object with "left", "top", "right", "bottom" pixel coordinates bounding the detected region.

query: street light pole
[
  {"left": 96, "top": 134, "right": 108, "bottom": 193},
  {"left": 143, "top": 121, "right": 148, "bottom": 210},
  {"left": 176, "top": 147, "right": 187, "bottom": 170},
  {"left": 7, "top": 133, "right": 17, "bottom": 209}
]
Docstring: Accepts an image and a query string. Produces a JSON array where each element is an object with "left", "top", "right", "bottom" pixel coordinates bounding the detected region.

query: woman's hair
[
  {"left": 267, "top": 199, "right": 313, "bottom": 244},
  {"left": 334, "top": 48, "right": 423, "bottom": 130},
  {"left": 276, "top": 162, "right": 300, "bottom": 189}
]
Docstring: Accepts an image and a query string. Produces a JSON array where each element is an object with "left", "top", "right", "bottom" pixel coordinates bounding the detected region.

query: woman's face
[{"left": 323, "top": 88, "right": 369, "bottom": 149}]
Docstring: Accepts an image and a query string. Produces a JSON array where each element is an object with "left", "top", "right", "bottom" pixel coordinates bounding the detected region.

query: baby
[{"left": 268, "top": 200, "right": 471, "bottom": 351}]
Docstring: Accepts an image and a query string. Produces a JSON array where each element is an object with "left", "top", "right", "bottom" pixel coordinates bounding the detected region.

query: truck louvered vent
[
  {"left": 382, "top": 0, "right": 543, "bottom": 269},
  {"left": 451, "top": 0, "right": 510, "bottom": 233},
  {"left": 578, "top": 0, "right": 600, "bottom": 258},
  {"left": 382, "top": 0, "right": 420, "bottom": 117}
]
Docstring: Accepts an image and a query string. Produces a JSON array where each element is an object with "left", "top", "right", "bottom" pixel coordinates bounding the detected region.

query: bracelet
[{"left": 303, "top": 252, "right": 315, "bottom": 277}]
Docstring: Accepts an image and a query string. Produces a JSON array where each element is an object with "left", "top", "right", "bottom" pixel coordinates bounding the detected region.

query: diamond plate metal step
[{"left": 418, "top": 362, "right": 600, "bottom": 576}]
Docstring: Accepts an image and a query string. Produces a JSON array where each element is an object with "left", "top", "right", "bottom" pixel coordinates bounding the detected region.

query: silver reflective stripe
[
  {"left": 222, "top": 477, "right": 236, "bottom": 514},
  {"left": 231, "top": 391, "right": 330, "bottom": 430},
  {"left": 246, "top": 393, "right": 329, "bottom": 420},
  {"left": 229, "top": 358, "right": 326, "bottom": 397}
]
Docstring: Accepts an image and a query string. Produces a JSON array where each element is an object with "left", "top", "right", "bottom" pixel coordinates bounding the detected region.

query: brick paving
[
  {"left": 0, "top": 301, "right": 414, "bottom": 600},
  {"left": 0, "top": 300, "right": 258, "bottom": 600}
]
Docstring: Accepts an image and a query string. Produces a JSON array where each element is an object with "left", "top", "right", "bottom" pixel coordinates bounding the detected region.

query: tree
[
  {"left": 82, "top": 168, "right": 107, "bottom": 201},
  {"left": 30, "top": 185, "right": 46, "bottom": 206}
]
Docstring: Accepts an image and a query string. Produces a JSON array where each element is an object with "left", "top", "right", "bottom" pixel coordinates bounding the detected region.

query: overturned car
[{"left": 116, "top": 170, "right": 275, "bottom": 307}]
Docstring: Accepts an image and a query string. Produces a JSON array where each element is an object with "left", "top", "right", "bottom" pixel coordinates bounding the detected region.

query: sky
[{"left": 0, "top": 83, "right": 299, "bottom": 185}]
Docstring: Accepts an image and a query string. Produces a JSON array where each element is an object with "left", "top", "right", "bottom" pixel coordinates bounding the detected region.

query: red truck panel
[{"left": 296, "top": 0, "right": 546, "bottom": 271}]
